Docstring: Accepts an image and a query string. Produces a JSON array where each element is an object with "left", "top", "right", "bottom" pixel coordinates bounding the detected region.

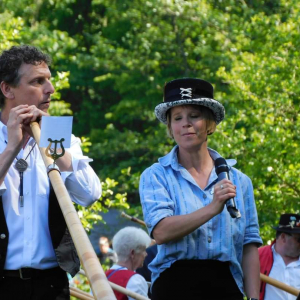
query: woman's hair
[
  {"left": 112, "top": 227, "right": 151, "bottom": 262},
  {"left": 166, "top": 104, "right": 217, "bottom": 138}
]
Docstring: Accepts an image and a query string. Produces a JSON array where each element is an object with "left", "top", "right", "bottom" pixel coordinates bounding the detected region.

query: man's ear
[
  {"left": 281, "top": 232, "right": 288, "bottom": 242},
  {"left": 0, "top": 81, "right": 14, "bottom": 99}
]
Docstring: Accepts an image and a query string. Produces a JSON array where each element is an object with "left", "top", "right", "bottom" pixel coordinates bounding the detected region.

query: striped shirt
[{"left": 139, "top": 145, "right": 262, "bottom": 294}]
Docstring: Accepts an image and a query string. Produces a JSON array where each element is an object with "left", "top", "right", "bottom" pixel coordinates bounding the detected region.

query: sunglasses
[{"left": 285, "top": 233, "right": 300, "bottom": 243}]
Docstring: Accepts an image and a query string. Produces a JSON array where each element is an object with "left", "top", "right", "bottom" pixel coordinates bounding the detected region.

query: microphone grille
[{"left": 215, "top": 157, "right": 229, "bottom": 175}]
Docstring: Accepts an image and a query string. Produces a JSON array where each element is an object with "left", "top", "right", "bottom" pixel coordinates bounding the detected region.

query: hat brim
[
  {"left": 154, "top": 98, "right": 225, "bottom": 125},
  {"left": 272, "top": 226, "right": 300, "bottom": 234}
]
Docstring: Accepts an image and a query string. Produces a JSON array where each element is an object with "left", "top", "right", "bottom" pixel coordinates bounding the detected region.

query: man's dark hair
[{"left": 0, "top": 45, "right": 51, "bottom": 108}]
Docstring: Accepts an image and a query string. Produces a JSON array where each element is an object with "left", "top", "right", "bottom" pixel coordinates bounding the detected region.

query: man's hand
[{"left": 6, "top": 104, "right": 48, "bottom": 152}]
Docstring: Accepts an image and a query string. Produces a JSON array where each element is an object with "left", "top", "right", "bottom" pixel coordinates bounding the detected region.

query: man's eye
[{"left": 33, "top": 78, "right": 44, "bottom": 84}]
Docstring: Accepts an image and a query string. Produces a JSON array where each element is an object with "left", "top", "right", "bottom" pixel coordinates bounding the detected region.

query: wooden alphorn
[
  {"left": 260, "top": 273, "right": 300, "bottom": 297},
  {"left": 30, "top": 122, "right": 116, "bottom": 300},
  {"left": 79, "top": 269, "right": 150, "bottom": 300},
  {"left": 70, "top": 286, "right": 95, "bottom": 300},
  {"left": 121, "top": 212, "right": 146, "bottom": 227}
]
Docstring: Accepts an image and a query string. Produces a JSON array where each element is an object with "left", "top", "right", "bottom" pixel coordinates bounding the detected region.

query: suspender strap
[{"left": 107, "top": 267, "right": 126, "bottom": 279}]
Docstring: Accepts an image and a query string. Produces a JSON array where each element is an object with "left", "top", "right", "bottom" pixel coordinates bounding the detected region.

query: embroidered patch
[{"left": 180, "top": 88, "right": 192, "bottom": 99}]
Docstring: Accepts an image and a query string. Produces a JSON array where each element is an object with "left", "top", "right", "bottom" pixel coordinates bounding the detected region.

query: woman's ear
[
  {"left": 0, "top": 81, "right": 14, "bottom": 99},
  {"left": 130, "top": 249, "right": 135, "bottom": 258}
]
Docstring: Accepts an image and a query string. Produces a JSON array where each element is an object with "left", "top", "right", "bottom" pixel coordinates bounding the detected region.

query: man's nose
[{"left": 45, "top": 80, "right": 55, "bottom": 94}]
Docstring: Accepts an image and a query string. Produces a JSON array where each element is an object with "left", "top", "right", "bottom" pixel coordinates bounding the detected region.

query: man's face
[
  {"left": 10, "top": 62, "right": 54, "bottom": 112},
  {"left": 284, "top": 233, "right": 300, "bottom": 258}
]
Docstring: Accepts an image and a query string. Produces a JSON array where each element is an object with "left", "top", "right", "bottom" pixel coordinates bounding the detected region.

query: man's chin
[{"left": 39, "top": 102, "right": 50, "bottom": 111}]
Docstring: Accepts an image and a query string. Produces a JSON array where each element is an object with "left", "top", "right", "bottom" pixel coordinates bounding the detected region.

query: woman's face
[
  {"left": 132, "top": 248, "right": 147, "bottom": 270},
  {"left": 170, "top": 105, "right": 208, "bottom": 150}
]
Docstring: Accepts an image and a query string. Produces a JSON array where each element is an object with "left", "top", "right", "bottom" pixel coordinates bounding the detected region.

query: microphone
[{"left": 215, "top": 157, "right": 241, "bottom": 219}]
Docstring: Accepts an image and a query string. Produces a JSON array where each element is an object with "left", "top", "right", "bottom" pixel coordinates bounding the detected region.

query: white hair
[{"left": 112, "top": 226, "right": 151, "bottom": 262}]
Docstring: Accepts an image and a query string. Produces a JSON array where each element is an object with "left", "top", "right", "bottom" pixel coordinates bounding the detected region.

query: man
[
  {"left": 0, "top": 45, "right": 102, "bottom": 299},
  {"left": 259, "top": 213, "right": 300, "bottom": 300},
  {"left": 98, "top": 236, "right": 117, "bottom": 267}
]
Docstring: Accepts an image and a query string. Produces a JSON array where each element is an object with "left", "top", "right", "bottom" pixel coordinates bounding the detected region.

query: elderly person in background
[
  {"left": 139, "top": 78, "right": 262, "bottom": 300},
  {"left": 98, "top": 236, "right": 117, "bottom": 268},
  {"left": 106, "top": 226, "right": 151, "bottom": 300}
]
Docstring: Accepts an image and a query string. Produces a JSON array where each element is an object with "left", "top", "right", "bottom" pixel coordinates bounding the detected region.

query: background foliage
[{"left": 1, "top": 0, "right": 300, "bottom": 246}]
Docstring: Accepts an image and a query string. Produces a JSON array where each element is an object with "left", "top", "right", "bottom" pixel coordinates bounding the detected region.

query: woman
[
  {"left": 139, "top": 78, "right": 262, "bottom": 300},
  {"left": 106, "top": 227, "right": 151, "bottom": 300}
]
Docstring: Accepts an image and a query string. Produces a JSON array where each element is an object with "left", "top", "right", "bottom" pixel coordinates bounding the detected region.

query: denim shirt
[{"left": 139, "top": 145, "right": 262, "bottom": 294}]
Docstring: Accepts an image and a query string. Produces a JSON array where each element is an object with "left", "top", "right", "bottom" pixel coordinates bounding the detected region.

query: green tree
[{"left": 2, "top": 0, "right": 300, "bottom": 244}]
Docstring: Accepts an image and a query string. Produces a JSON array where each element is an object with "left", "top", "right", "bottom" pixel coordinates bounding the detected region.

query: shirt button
[
  {"left": 203, "top": 194, "right": 207, "bottom": 199},
  {"left": 208, "top": 236, "right": 212, "bottom": 243},
  {"left": 0, "top": 234, "right": 6, "bottom": 239}
]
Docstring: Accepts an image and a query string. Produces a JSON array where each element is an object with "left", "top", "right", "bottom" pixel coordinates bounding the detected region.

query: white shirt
[
  {"left": 0, "top": 121, "right": 102, "bottom": 270},
  {"left": 110, "top": 264, "right": 149, "bottom": 299},
  {"left": 264, "top": 245, "right": 300, "bottom": 300}
]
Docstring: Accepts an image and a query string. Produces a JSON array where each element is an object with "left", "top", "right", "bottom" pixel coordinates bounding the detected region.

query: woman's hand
[{"left": 210, "top": 179, "right": 236, "bottom": 215}]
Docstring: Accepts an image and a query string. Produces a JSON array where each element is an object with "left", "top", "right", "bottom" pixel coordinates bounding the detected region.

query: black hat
[
  {"left": 154, "top": 78, "right": 225, "bottom": 124},
  {"left": 273, "top": 213, "right": 300, "bottom": 234}
]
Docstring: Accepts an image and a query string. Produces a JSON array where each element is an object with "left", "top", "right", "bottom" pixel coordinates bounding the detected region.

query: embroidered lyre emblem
[{"left": 180, "top": 88, "right": 192, "bottom": 99}]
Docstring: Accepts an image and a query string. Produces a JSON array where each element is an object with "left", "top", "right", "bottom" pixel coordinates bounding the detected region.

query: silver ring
[{"left": 220, "top": 184, "right": 224, "bottom": 190}]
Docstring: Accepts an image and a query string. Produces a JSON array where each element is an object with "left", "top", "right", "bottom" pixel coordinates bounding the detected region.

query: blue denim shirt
[{"left": 139, "top": 145, "right": 262, "bottom": 294}]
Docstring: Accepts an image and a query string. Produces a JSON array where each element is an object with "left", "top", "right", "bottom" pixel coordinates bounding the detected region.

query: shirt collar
[
  {"left": 272, "top": 243, "right": 300, "bottom": 265},
  {"left": 158, "top": 145, "right": 237, "bottom": 170},
  {"left": 0, "top": 117, "right": 8, "bottom": 143}
]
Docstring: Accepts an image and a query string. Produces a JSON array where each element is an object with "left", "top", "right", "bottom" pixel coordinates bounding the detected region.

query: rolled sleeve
[
  {"left": 242, "top": 174, "right": 262, "bottom": 246},
  {"left": 139, "top": 165, "right": 175, "bottom": 237}
]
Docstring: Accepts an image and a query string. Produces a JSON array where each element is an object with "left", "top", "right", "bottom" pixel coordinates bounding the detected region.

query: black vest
[{"left": 0, "top": 186, "right": 80, "bottom": 277}]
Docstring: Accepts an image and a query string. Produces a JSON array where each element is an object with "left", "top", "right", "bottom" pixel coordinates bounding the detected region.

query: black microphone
[{"left": 215, "top": 157, "right": 241, "bottom": 219}]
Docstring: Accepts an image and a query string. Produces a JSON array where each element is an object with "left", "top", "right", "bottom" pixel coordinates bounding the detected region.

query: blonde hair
[{"left": 166, "top": 105, "right": 217, "bottom": 138}]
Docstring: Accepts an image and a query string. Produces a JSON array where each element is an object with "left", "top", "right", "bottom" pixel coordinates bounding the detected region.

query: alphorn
[
  {"left": 79, "top": 269, "right": 150, "bottom": 300},
  {"left": 30, "top": 122, "right": 116, "bottom": 300},
  {"left": 70, "top": 286, "right": 94, "bottom": 300},
  {"left": 121, "top": 213, "right": 156, "bottom": 245},
  {"left": 121, "top": 212, "right": 146, "bottom": 227},
  {"left": 260, "top": 273, "right": 300, "bottom": 297}
]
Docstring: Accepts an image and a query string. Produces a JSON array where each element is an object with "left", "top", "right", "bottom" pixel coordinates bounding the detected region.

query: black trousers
[
  {"left": 151, "top": 260, "right": 244, "bottom": 300},
  {"left": 0, "top": 267, "right": 70, "bottom": 300}
]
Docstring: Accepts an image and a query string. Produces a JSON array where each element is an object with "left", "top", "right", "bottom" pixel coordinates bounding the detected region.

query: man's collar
[{"left": 0, "top": 114, "right": 8, "bottom": 142}]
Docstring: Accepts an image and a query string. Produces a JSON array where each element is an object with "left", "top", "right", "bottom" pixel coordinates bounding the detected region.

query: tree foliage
[{"left": 1, "top": 0, "right": 300, "bottom": 243}]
